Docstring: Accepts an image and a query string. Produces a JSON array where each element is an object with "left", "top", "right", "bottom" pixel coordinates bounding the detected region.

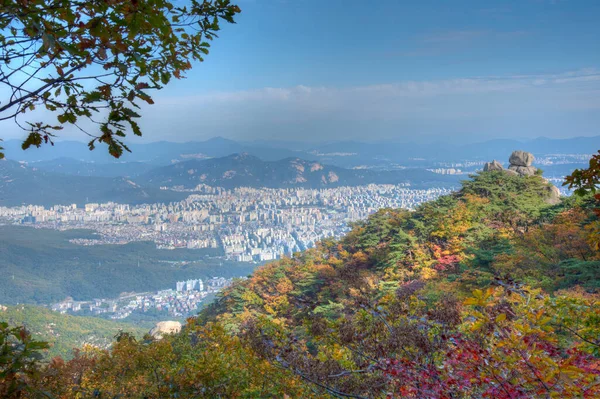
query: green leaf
[{"left": 21, "top": 132, "right": 43, "bottom": 150}]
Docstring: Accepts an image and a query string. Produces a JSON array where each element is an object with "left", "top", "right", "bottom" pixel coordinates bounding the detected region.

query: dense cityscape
[
  {"left": 51, "top": 277, "right": 239, "bottom": 319},
  {"left": 0, "top": 184, "right": 455, "bottom": 262}
]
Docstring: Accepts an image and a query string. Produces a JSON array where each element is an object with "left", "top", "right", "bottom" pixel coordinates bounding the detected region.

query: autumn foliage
[{"left": 2, "top": 169, "right": 600, "bottom": 398}]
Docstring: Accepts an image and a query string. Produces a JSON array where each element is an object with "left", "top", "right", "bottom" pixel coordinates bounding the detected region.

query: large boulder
[
  {"left": 545, "top": 185, "right": 561, "bottom": 205},
  {"left": 149, "top": 321, "right": 182, "bottom": 339},
  {"left": 483, "top": 160, "right": 503, "bottom": 172},
  {"left": 483, "top": 150, "right": 539, "bottom": 177},
  {"left": 509, "top": 150, "right": 535, "bottom": 167},
  {"left": 508, "top": 165, "right": 537, "bottom": 177}
]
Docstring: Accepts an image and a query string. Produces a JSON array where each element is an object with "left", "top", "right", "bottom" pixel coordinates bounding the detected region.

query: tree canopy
[
  {"left": 0, "top": 0, "right": 240, "bottom": 159},
  {"left": 2, "top": 168, "right": 600, "bottom": 398}
]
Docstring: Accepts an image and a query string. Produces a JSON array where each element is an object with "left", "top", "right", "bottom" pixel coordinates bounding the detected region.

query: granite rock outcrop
[
  {"left": 483, "top": 151, "right": 561, "bottom": 205},
  {"left": 149, "top": 321, "right": 182, "bottom": 339}
]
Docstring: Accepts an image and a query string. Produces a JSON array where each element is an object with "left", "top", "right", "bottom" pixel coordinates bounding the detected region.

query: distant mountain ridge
[
  {"left": 136, "top": 153, "right": 460, "bottom": 190},
  {"left": 2, "top": 136, "right": 597, "bottom": 170},
  {"left": 27, "top": 157, "right": 157, "bottom": 178},
  {"left": 0, "top": 153, "right": 458, "bottom": 206},
  {"left": 0, "top": 159, "right": 186, "bottom": 206},
  {"left": 0, "top": 136, "right": 308, "bottom": 165},
  {"left": 1, "top": 135, "right": 596, "bottom": 206}
]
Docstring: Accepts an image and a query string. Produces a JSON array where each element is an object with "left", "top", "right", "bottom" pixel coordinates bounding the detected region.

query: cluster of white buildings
[
  {"left": 51, "top": 277, "right": 239, "bottom": 319},
  {"left": 0, "top": 184, "right": 455, "bottom": 262},
  {"left": 427, "top": 168, "right": 464, "bottom": 175},
  {"left": 176, "top": 278, "right": 204, "bottom": 292}
]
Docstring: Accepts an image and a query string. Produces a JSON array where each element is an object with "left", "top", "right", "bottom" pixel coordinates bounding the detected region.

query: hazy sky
[{"left": 3, "top": 0, "right": 600, "bottom": 143}]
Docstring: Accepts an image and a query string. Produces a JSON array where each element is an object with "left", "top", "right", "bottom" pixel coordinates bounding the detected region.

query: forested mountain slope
[
  {"left": 137, "top": 153, "right": 459, "bottom": 189},
  {"left": 0, "top": 305, "right": 146, "bottom": 360},
  {"left": 4, "top": 170, "right": 600, "bottom": 398},
  {"left": 203, "top": 171, "right": 590, "bottom": 320},
  {"left": 0, "top": 226, "right": 254, "bottom": 304},
  {"left": 0, "top": 160, "right": 186, "bottom": 206}
]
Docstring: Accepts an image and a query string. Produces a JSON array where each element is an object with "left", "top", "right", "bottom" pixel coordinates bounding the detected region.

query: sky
[{"left": 3, "top": 0, "right": 600, "bottom": 144}]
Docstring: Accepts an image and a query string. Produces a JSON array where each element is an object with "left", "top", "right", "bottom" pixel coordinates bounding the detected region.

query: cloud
[
  {"left": 161, "top": 69, "right": 600, "bottom": 104},
  {"left": 133, "top": 69, "right": 600, "bottom": 142},
  {"left": 2, "top": 69, "right": 599, "bottom": 143}
]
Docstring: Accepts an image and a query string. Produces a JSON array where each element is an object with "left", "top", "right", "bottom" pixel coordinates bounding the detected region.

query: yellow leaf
[
  {"left": 495, "top": 313, "right": 507, "bottom": 323},
  {"left": 464, "top": 297, "right": 481, "bottom": 306}
]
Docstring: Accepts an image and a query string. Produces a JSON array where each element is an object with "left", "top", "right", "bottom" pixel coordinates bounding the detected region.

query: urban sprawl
[
  {"left": 51, "top": 277, "right": 239, "bottom": 319},
  {"left": 0, "top": 184, "right": 454, "bottom": 262}
]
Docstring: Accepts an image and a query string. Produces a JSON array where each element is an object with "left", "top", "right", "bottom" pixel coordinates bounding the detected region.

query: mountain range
[
  {"left": 1, "top": 135, "right": 596, "bottom": 206},
  {"left": 2, "top": 135, "right": 598, "bottom": 169},
  {"left": 0, "top": 160, "right": 186, "bottom": 206},
  {"left": 0, "top": 154, "right": 459, "bottom": 206},
  {"left": 137, "top": 153, "right": 459, "bottom": 190}
]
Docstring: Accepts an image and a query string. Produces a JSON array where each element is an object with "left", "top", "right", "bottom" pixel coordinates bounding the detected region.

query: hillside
[
  {"left": 0, "top": 304, "right": 147, "bottom": 359},
  {"left": 0, "top": 160, "right": 186, "bottom": 207},
  {"left": 202, "top": 170, "right": 588, "bottom": 320},
  {"left": 137, "top": 153, "right": 459, "bottom": 189},
  {"left": 5, "top": 167, "right": 600, "bottom": 398},
  {"left": 0, "top": 226, "right": 255, "bottom": 304},
  {"left": 26, "top": 158, "right": 157, "bottom": 178}
]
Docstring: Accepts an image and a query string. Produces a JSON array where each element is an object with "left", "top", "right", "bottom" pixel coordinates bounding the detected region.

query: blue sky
[
  {"left": 3, "top": 0, "right": 600, "bottom": 144},
  {"left": 183, "top": 0, "right": 600, "bottom": 91}
]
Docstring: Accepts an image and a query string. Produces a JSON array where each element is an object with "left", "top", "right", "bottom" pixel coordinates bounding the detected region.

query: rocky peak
[
  {"left": 507, "top": 150, "right": 537, "bottom": 177},
  {"left": 509, "top": 150, "right": 535, "bottom": 167},
  {"left": 483, "top": 150, "right": 561, "bottom": 205},
  {"left": 483, "top": 160, "right": 503, "bottom": 172},
  {"left": 483, "top": 150, "right": 538, "bottom": 177},
  {"left": 149, "top": 321, "right": 182, "bottom": 339}
]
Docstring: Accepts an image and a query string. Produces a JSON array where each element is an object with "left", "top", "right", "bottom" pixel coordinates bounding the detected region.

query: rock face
[
  {"left": 509, "top": 150, "right": 535, "bottom": 167},
  {"left": 545, "top": 185, "right": 561, "bottom": 205},
  {"left": 483, "top": 160, "right": 503, "bottom": 172},
  {"left": 508, "top": 151, "right": 538, "bottom": 177},
  {"left": 482, "top": 151, "right": 538, "bottom": 177},
  {"left": 508, "top": 165, "right": 537, "bottom": 177},
  {"left": 149, "top": 321, "right": 182, "bottom": 339}
]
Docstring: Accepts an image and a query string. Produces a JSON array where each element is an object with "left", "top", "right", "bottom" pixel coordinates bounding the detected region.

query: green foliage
[
  {"left": 312, "top": 301, "right": 345, "bottom": 320},
  {"left": 0, "top": 226, "right": 255, "bottom": 304},
  {"left": 559, "top": 259, "right": 600, "bottom": 290},
  {"left": 34, "top": 322, "right": 315, "bottom": 398},
  {"left": 564, "top": 150, "right": 600, "bottom": 249},
  {"left": 0, "top": 159, "right": 191, "bottom": 207},
  {"left": 0, "top": 0, "right": 240, "bottom": 159},
  {"left": 461, "top": 171, "right": 559, "bottom": 222},
  {"left": 564, "top": 150, "right": 600, "bottom": 196},
  {"left": 0, "top": 322, "right": 49, "bottom": 398},
  {"left": 0, "top": 305, "right": 146, "bottom": 360},
  {"left": 465, "top": 237, "right": 513, "bottom": 272}
]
